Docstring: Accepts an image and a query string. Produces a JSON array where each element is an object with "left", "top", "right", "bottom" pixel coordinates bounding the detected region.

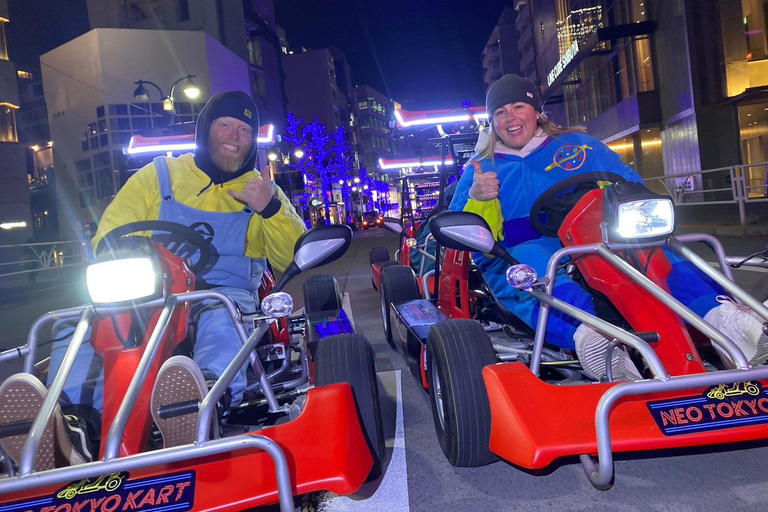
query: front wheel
[
  {"left": 426, "top": 319, "right": 498, "bottom": 467},
  {"left": 315, "top": 334, "right": 385, "bottom": 479},
  {"left": 303, "top": 274, "right": 341, "bottom": 315}
]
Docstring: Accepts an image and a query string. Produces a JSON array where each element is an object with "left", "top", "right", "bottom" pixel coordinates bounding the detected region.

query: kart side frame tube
[
  {"left": 529, "top": 234, "right": 749, "bottom": 376},
  {"left": 580, "top": 366, "right": 768, "bottom": 488},
  {"left": 1, "top": 436, "right": 295, "bottom": 512}
]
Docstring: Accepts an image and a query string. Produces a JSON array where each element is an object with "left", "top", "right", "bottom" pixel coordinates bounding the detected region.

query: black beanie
[
  {"left": 208, "top": 92, "right": 259, "bottom": 130},
  {"left": 486, "top": 74, "right": 542, "bottom": 115}
]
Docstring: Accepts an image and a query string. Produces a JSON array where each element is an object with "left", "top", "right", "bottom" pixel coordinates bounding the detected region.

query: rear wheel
[
  {"left": 369, "top": 246, "right": 390, "bottom": 265},
  {"left": 370, "top": 246, "right": 393, "bottom": 289},
  {"left": 426, "top": 319, "right": 498, "bottom": 467},
  {"left": 315, "top": 333, "right": 385, "bottom": 479},
  {"left": 380, "top": 265, "right": 420, "bottom": 350},
  {"left": 303, "top": 275, "right": 341, "bottom": 315}
]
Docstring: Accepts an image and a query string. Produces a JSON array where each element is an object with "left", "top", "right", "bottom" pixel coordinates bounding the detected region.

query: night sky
[
  {"left": 6, "top": 0, "right": 511, "bottom": 110},
  {"left": 274, "top": 0, "right": 511, "bottom": 109}
]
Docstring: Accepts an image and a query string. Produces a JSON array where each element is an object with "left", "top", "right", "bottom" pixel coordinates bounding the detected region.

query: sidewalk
[{"left": 675, "top": 221, "right": 768, "bottom": 238}]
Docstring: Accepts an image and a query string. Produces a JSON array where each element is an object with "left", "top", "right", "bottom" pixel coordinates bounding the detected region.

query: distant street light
[{"left": 132, "top": 74, "right": 200, "bottom": 113}]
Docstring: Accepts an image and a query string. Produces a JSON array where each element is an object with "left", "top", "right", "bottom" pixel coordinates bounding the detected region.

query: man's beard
[{"left": 210, "top": 151, "right": 245, "bottom": 173}]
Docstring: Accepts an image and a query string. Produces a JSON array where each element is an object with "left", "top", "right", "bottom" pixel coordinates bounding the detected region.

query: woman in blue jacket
[{"left": 450, "top": 74, "right": 768, "bottom": 381}]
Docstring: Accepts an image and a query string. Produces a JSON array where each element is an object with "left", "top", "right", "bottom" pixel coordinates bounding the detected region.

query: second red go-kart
[
  {"left": 383, "top": 171, "right": 768, "bottom": 488},
  {"left": 0, "top": 221, "right": 384, "bottom": 511}
]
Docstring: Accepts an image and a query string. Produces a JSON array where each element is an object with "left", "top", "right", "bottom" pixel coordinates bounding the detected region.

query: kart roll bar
[
  {"left": 528, "top": 234, "right": 756, "bottom": 377},
  {"left": 104, "top": 296, "right": 177, "bottom": 461},
  {"left": 17, "top": 291, "right": 288, "bottom": 474}
]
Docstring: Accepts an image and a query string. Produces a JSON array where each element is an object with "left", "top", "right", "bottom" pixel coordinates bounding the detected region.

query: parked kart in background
[
  {"left": 370, "top": 107, "right": 483, "bottom": 349},
  {"left": 381, "top": 169, "right": 768, "bottom": 488},
  {"left": 0, "top": 221, "right": 383, "bottom": 512}
]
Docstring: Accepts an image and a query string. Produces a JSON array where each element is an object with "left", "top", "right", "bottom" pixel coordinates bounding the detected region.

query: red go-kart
[
  {"left": 0, "top": 221, "right": 383, "bottom": 511},
  {"left": 384, "top": 173, "right": 768, "bottom": 488}
]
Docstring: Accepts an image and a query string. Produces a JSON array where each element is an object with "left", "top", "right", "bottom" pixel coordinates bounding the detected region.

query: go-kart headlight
[
  {"left": 615, "top": 198, "right": 674, "bottom": 239},
  {"left": 603, "top": 181, "right": 675, "bottom": 242},
  {"left": 261, "top": 292, "right": 293, "bottom": 318},
  {"left": 506, "top": 264, "right": 538, "bottom": 290},
  {"left": 86, "top": 257, "right": 161, "bottom": 305}
]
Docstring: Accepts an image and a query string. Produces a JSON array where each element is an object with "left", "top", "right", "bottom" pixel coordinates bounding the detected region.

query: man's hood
[{"left": 194, "top": 91, "right": 260, "bottom": 185}]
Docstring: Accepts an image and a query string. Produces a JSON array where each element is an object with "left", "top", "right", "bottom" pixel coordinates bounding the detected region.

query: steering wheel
[
  {"left": 95, "top": 221, "right": 211, "bottom": 275},
  {"left": 529, "top": 172, "right": 628, "bottom": 237}
]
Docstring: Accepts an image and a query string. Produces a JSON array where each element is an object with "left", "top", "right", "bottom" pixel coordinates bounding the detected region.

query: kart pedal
[
  {"left": 632, "top": 331, "right": 660, "bottom": 344},
  {"left": 156, "top": 400, "right": 200, "bottom": 420},
  {"left": 0, "top": 420, "right": 33, "bottom": 438}
]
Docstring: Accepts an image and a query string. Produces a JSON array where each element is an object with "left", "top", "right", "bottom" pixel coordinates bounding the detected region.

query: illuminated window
[
  {"left": 0, "top": 105, "right": 18, "bottom": 142},
  {"left": 0, "top": 19, "right": 7, "bottom": 61},
  {"left": 17, "top": 70, "right": 33, "bottom": 80}
]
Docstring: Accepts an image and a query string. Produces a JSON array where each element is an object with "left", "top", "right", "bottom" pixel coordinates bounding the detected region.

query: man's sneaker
[
  {"left": 574, "top": 324, "right": 643, "bottom": 382},
  {"left": 703, "top": 296, "right": 768, "bottom": 367},
  {"left": 151, "top": 356, "right": 208, "bottom": 448},
  {"left": 0, "top": 374, "right": 56, "bottom": 471},
  {"left": 55, "top": 414, "right": 93, "bottom": 465}
]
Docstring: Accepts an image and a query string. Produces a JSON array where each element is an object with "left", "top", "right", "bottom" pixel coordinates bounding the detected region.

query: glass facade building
[{"left": 515, "top": 0, "right": 768, "bottom": 196}]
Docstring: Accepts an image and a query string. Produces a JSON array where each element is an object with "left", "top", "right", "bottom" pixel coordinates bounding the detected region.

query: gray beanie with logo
[{"left": 486, "top": 74, "right": 542, "bottom": 114}]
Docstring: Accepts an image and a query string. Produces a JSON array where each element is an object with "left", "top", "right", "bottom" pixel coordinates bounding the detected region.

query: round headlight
[
  {"left": 261, "top": 292, "right": 294, "bottom": 318},
  {"left": 506, "top": 264, "right": 538, "bottom": 290}
]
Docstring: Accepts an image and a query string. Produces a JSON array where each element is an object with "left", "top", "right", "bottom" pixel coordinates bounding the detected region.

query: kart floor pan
[{"left": 484, "top": 363, "right": 768, "bottom": 470}]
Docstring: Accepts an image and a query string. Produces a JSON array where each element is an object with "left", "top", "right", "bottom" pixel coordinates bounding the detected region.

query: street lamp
[{"left": 133, "top": 74, "right": 200, "bottom": 113}]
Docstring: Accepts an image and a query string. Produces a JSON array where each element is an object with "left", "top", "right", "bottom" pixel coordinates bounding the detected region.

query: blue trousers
[
  {"left": 475, "top": 237, "right": 723, "bottom": 350},
  {"left": 47, "top": 287, "right": 257, "bottom": 411}
]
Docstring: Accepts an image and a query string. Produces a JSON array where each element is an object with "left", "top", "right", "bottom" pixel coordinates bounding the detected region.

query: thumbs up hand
[{"left": 468, "top": 161, "right": 499, "bottom": 201}]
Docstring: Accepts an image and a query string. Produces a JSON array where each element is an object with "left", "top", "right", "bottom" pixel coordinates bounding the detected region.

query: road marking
[
  {"left": 341, "top": 291, "right": 355, "bottom": 329},
  {"left": 320, "top": 370, "right": 410, "bottom": 511},
  {"left": 707, "top": 261, "right": 768, "bottom": 273}
]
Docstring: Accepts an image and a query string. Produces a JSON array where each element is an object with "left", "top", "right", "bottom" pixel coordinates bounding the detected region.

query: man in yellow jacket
[{"left": 1, "top": 92, "right": 306, "bottom": 464}]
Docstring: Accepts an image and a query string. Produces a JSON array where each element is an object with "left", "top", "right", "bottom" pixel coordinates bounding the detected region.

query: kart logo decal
[
  {"left": 2, "top": 470, "right": 195, "bottom": 512},
  {"left": 647, "top": 381, "right": 768, "bottom": 436},
  {"left": 544, "top": 144, "right": 592, "bottom": 172}
]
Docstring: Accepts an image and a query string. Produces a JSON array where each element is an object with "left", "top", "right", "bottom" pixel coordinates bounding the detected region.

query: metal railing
[
  {"left": 0, "top": 240, "right": 91, "bottom": 287},
  {"left": 644, "top": 161, "right": 768, "bottom": 224}
]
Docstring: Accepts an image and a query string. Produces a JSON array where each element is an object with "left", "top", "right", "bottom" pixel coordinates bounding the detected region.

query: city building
[
  {"left": 16, "top": 63, "right": 57, "bottom": 239},
  {"left": 353, "top": 84, "right": 395, "bottom": 174},
  {"left": 0, "top": 0, "right": 33, "bottom": 245},
  {"left": 512, "top": 0, "right": 768, "bottom": 204},
  {"left": 41, "top": 28, "right": 250, "bottom": 241},
  {"left": 86, "top": 0, "right": 286, "bottom": 127},
  {"left": 482, "top": 6, "right": 522, "bottom": 91},
  {"left": 282, "top": 47, "right": 351, "bottom": 132}
]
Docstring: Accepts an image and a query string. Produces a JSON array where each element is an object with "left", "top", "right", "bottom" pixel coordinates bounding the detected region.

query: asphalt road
[
  {"left": 289, "top": 229, "right": 768, "bottom": 512},
  {"left": 2, "top": 229, "right": 768, "bottom": 511}
]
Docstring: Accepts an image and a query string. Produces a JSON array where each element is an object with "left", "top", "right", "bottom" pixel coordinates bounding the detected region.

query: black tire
[
  {"left": 303, "top": 274, "right": 341, "bottom": 315},
  {"left": 369, "top": 246, "right": 390, "bottom": 265},
  {"left": 373, "top": 260, "right": 400, "bottom": 289},
  {"left": 426, "top": 319, "right": 498, "bottom": 467},
  {"left": 379, "top": 264, "right": 420, "bottom": 350},
  {"left": 315, "top": 334, "right": 385, "bottom": 480}
]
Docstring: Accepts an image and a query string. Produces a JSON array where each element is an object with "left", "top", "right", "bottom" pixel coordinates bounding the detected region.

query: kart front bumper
[
  {"left": 484, "top": 362, "right": 768, "bottom": 470},
  {"left": 0, "top": 383, "right": 372, "bottom": 511}
]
